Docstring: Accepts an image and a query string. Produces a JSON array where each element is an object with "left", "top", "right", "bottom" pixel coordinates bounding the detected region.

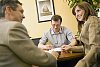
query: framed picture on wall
[{"left": 36, "top": 0, "right": 55, "bottom": 23}]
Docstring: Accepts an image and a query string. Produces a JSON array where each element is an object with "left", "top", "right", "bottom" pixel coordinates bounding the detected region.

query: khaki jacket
[{"left": 0, "top": 19, "right": 57, "bottom": 67}]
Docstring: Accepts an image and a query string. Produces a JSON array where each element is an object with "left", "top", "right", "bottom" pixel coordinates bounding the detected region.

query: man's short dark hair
[{"left": 51, "top": 15, "right": 62, "bottom": 24}]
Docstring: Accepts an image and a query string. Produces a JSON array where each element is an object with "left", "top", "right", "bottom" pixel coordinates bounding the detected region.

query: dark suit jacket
[{"left": 0, "top": 19, "right": 57, "bottom": 67}]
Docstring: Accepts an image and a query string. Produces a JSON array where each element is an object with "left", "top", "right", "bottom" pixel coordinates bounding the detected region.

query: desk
[
  {"left": 33, "top": 52, "right": 84, "bottom": 67},
  {"left": 57, "top": 52, "right": 84, "bottom": 67},
  {"left": 58, "top": 52, "right": 84, "bottom": 61}
]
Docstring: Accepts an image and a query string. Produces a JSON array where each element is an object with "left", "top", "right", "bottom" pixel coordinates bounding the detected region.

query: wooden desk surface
[{"left": 58, "top": 52, "right": 84, "bottom": 61}]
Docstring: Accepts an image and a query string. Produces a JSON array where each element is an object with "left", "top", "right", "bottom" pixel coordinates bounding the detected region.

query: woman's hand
[{"left": 61, "top": 45, "right": 72, "bottom": 52}]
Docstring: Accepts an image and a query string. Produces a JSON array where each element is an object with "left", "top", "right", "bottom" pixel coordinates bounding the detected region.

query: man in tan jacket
[{"left": 0, "top": 0, "right": 58, "bottom": 67}]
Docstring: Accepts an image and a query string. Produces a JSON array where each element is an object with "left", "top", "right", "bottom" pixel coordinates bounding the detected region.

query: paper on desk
[
  {"left": 51, "top": 48, "right": 62, "bottom": 52},
  {"left": 45, "top": 48, "right": 62, "bottom": 54}
]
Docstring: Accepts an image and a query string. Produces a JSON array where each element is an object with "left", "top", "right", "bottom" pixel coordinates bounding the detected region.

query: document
[{"left": 51, "top": 47, "right": 61, "bottom": 52}]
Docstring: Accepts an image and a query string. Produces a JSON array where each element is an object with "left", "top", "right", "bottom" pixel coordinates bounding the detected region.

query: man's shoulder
[
  {"left": 1, "top": 20, "right": 26, "bottom": 31},
  {"left": 0, "top": 20, "right": 17, "bottom": 28},
  {"left": 61, "top": 26, "right": 69, "bottom": 31},
  {"left": 43, "top": 28, "right": 52, "bottom": 36},
  {"left": 44, "top": 28, "right": 51, "bottom": 33},
  {"left": 61, "top": 26, "right": 67, "bottom": 29},
  {"left": 9, "top": 21, "right": 25, "bottom": 27},
  {"left": 7, "top": 21, "right": 19, "bottom": 26},
  {"left": 61, "top": 26, "right": 73, "bottom": 34},
  {"left": 2, "top": 20, "right": 20, "bottom": 26}
]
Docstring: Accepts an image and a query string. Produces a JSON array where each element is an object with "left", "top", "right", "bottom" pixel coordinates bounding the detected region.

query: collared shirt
[{"left": 39, "top": 26, "right": 75, "bottom": 48}]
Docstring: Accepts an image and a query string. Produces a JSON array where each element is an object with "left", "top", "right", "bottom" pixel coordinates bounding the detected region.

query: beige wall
[{"left": 19, "top": 0, "right": 78, "bottom": 38}]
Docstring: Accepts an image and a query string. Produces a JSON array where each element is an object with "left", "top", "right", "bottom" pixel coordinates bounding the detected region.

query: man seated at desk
[{"left": 38, "top": 15, "right": 77, "bottom": 50}]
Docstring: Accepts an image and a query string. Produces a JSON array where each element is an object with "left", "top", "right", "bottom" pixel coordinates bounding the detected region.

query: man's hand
[
  {"left": 38, "top": 45, "right": 53, "bottom": 50},
  {"left": 45, "top": 45, "right": 53, "bottom": 50}
]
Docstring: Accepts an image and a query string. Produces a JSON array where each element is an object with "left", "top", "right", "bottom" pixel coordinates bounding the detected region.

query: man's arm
[
  {"left": 64, "top": 26, "right": 77, "bottom": 46},
  {"left": 38, "top": 31, "right": 53, "bottom": 50},
  {"left": 61, "top": 27, "right": 78, "bottom": 51}
]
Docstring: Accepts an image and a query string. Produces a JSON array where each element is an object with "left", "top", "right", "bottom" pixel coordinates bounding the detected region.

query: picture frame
[{"left": 36, "top": 0, "right": 55, "bottom": 23}]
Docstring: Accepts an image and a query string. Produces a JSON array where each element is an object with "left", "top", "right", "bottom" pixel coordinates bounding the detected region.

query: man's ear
[{"left": 5, "top": 6, "right": 13, "bottom": 14}]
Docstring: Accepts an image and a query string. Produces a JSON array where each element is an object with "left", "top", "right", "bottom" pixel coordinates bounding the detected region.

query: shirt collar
[{"left": 50, "top": 27, "right": 63, "bottom": 35}]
